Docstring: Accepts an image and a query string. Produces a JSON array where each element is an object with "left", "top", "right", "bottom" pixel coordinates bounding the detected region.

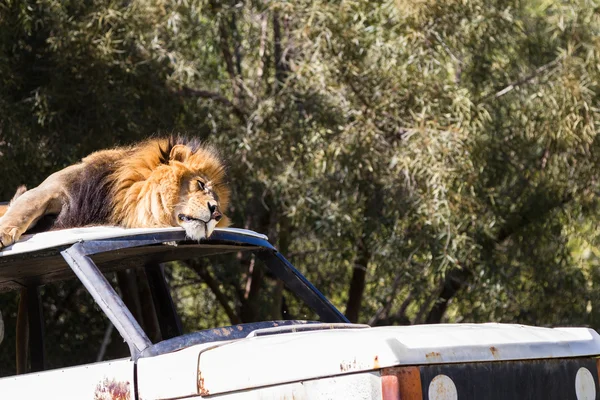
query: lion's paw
[{"left": 0, "top": 226, "right": 19, "bottom": 249}]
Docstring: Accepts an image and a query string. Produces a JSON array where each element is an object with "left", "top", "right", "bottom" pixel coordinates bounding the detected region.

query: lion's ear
[{"left": 169, "top": 144, "right": 192, "bottom": 163}]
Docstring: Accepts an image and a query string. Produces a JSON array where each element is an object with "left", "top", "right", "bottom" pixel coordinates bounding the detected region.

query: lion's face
[
  {"left": 174, "top": 174, "right": 227, "bottom": 240},
  {"left": 111, "top": 141, "right": 230, "bottom": 239}
]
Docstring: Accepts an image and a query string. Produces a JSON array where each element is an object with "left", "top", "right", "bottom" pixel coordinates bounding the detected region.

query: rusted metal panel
[
  {"left": 94, "top": 378, "right": 132, "bottom": 400},
  {"left": 419, "top": 357, "right": 599, "bottom": 399},
  {"left": 381, "top": 367, "right": 422, "bottom": 400},
  {"left": 0, "top": 358, "right": 134, "bottom": 400}
]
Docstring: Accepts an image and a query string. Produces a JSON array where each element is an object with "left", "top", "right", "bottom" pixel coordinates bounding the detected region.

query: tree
[{"left": 2, "top": 0, "right": 600, "bottom": 375}]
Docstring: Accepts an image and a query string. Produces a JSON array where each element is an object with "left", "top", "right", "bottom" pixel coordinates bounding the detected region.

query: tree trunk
[
  {"left": 344, "top": 182, "right": 383, "bottom": 323},
  {"left": 345, "top": 236, "right": 370, "bottom": 323},
  {"left": 425, "top": 268, "right": 472, "bottom": 324},
  {"left": 423, "top": 193, "right": 573, "bottom": 323},
  {"left": 270, "top": 215, "right": 290, "bottom": 320},
  {"left": 240, "top": 255, "right": 264, "bottom": 322},
  {"left": 273, "top": 10, "right": 288, "bottom": 91},
  {"left": 239, "top": 186, "right": 274, "bottom": 322},
  {"left": 189, "top": 261, "right": 242, "bottom": 325}
]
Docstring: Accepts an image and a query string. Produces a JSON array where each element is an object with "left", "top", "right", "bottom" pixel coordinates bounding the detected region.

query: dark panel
[{"left": 420, "top": 358, "right": 598, "bottom": 400}]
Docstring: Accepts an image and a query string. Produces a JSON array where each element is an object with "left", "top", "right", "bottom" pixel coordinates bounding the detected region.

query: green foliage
[{"left": 2, "top": 0, "right": 600, "bottom": 370}]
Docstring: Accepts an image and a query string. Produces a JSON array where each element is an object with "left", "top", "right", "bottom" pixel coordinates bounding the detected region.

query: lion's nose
[{"left": 208, "top": 202, "right": 222, "bottom": 222}]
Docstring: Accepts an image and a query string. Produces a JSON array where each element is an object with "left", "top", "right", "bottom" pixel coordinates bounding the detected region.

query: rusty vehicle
[{"left": 0, "top": 226, "right": 599, "bottom": 399}]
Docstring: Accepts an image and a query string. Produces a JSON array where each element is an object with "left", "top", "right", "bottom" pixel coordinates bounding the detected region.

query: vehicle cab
[{"left": 0, "top": 227, "right": 599, "bottom": 399}]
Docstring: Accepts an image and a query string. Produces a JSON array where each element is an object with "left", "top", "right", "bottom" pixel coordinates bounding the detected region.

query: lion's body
[{"left": 0, "top": 137, "right": 230, "bottom": 248}]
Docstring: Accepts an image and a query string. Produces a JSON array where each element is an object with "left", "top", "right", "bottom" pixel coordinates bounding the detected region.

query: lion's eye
[{"left": 197, "top": 180, "right": 206, "bottom": 191}]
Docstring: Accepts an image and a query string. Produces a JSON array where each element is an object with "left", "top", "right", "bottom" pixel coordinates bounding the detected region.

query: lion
[{"left": 0, "top": 136, "right": 230, "bottom": 248}]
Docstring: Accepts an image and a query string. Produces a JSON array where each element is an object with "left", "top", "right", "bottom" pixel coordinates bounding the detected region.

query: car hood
[{"left": 138, "top": 323, "right": 600, "bottom": 398}]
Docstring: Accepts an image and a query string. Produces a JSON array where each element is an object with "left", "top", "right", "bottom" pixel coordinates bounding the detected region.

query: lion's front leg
[
  {"left": 0, "top": 164, "right": 82, "bottom": 249},
  {"left": 0, "top": 187, "right": 62, "bottom": 248}
]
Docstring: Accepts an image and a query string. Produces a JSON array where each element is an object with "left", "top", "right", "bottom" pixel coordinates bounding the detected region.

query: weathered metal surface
[
  {"left": 61, "top": 243, "right": 152, "bottom": 360},
  {"left": 94, "top": 378, "right": 131, "bottom": 400},
  {"left": 141, "top": 321, "right": 326, "bottom": 358},
  {"left": 419, "top": 357, "right": 599, "bottom": 399},
  {"left": 138, "top": 323, "right": 366, "bottom": 399},
  {"left": 381, "top": 367, "right": 422, "bottom": 400},
  {"left": 191, "top": 371, "right": 382, "bottom": 400},
  {"left": 196, "top": 324, "right": 600, "bottom": 395},
  {"left": 575, "top": 367, "right": 597, "bottom": 400},
  {"left": 427, "top": 375, "right": 458, "bottom": 400},
  {"left": 0, "top": 226, "right": 267, "bottom": 257},
  {"left": 0, "top": 358, "right": 134, "bottom": 400},
  {"left": 245, "top": 322, "right": 368, "bottom": 338},
  {"left": 137, "top": 342, "right": 220, "bottom": 400}
]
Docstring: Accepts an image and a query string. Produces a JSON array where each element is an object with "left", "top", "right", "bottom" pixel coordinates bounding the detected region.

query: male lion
[{"left": 0, "top": 137, "right": 230, "bottom": 248}]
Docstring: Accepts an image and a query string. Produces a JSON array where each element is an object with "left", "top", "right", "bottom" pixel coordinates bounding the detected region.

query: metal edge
[
  {"left": 61, "top": 244, "right": 152, "bottom": 360},
  {"left": 0, "top": 227, "right": 269, "bottom": 257}
]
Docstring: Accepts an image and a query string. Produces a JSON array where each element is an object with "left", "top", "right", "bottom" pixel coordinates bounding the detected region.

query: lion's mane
[{"left": 53, "top": 136, "right": 229, "bottom": 230}]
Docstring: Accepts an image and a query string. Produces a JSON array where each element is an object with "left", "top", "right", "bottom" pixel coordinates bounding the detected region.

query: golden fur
[{"left": 0, "top": 137, "right": 230, "bottom": 248}]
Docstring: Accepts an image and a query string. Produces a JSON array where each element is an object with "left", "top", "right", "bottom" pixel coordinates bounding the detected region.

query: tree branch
[
  {"left": 273, "top": 10, "right": 289, "bottom": 91},
  {"left": 209, "top": 0, "right": 244, "bottom": 105},
  {"left": 255, "top": 13, "right": 268, "bottom": 93},
  {"left": 424, "top": 267, "right": 472, "bottom": 324},
  {"left": 187, "top": 262, "right": 242, "bottom": 325},
  {"left": 481, "top": 56, "right": 563, "bottom": 102},
  {"left": 368, "top": 247, "right": 420, "bottom": 326},
  {"left": 423, "top": 191, "right": 574, "bottom": 324},
  {"left": 496, "top": 193, "right": 573, "bottom": 243}
]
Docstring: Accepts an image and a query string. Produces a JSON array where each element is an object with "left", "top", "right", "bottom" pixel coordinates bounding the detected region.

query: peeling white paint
[{"left": 0, "top": 358, "right": 134, "bottom": 400}]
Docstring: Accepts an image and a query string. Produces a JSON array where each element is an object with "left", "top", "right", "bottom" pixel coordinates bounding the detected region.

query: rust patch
[
  {"left": 340, "top": 358, "right": 359, "bottom": 372},
  {"left": 374, "top": 355, "right": 380, "bottom": 369},
  {"left": 490, "top": 346, "right": 500, "bottom": 359},
  {"left": 94, "top": 378, "right": 130, "bottom": 400},
  {"left": 198, "top": 369, "right": 210, "bottom": 396},
  {"left": 425, "top": 351, "right": 442, "bottom": 361},
  {"left": 221, "top": 327, "right": 232, "bottom": 336},
  {"left": 236, "top": 325, "right": 244, "bottom": 331},
  {"left": 381, "top": 367, "right": 422, "bottom": 400}
]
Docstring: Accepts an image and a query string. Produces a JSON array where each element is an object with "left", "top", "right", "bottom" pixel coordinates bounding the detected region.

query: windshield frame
[{"left": 59, "top": 229, "right": 349, "bottom": 360}]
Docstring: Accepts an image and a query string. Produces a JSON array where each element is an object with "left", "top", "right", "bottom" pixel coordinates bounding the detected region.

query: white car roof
[{"left": 0, "top": 226, "right": 268, "bottom": 257}]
